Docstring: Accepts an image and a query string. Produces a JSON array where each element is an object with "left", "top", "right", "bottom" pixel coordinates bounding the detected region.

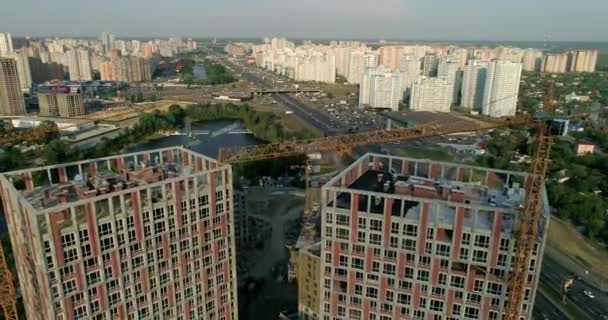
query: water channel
[
  {"left": 192, "top": 64, "right": 208, "bottom": 81},
  {"left": 129, "top": 120, "right": 256, "bottom": 158}
]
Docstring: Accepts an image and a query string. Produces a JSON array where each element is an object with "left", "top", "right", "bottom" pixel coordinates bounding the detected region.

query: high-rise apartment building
[
  {"left": 482, "top": 60, "right": 522, "bottom": 118},
  {"left": 67, "top": 49, "right": 93, "bottom": 81},
  {"left": 521, "top": 49, "right": 543, "bottom": 72},
  {"left": 409, "top": 77, "right": 451, "bottom": 112},
  {"left": 6, "top": 50, "right": 33, "bottom": 93},
  {"left": 319, "top": 153, "right": 549, "bottom": 320},
  {"left": 101, "top": 57, "right": 152, "bottom": 82},
  {"left": 38, "top": 91, "right": 60, "bottom": 116},
  {"left": 0, "top": 147, "right": 239, "bottom": 320},
  {"left": 398, "top": 55, "right": 421, "bottom": 99},
  {"left": 461, "top": 60, "right": 489, "bottom": 111},
  {"left": 368, "top": 68, "right": 403, "bottom": 111},
  {"left": 568, "top": 49, "right": 598, "bottom": 73},
  {"left": 57, "top": 93, "right": 85, "bottom": 117},
  {"left": 422, "top": 55, "right": 439, "bottom": 77},
  {"left": 100, "top": 32, "right": 115, "bottom": 54},
  {"left": 379, "top": 46, "right": 403, "bottom": 70},
  {"left": 0, "top": 57, "right": 26, "bottom": 115},
  {"left": 541, "top": 53, "right": 569, "bottom": 73},
  {"left": 0, "top": 32, "right": 14, "bottom": 56},
  {"left": 438, "top": 57, "right": 461, "bottom": 106}
]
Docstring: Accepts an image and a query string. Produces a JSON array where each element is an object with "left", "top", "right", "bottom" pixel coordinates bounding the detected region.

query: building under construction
[
  {"left": 0, "top": 147, "right": 238, "bottom": 320},
  {"left": 319, "top": 153, "right": 550, "bottom": 320}
]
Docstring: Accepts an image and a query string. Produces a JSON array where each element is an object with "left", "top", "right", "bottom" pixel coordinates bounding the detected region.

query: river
[
  {"left": 192, "top": 64, "right": 208, "bottom": 81},
  {"left": 129, "top": 120, "right": 256, "bottom": 159}
]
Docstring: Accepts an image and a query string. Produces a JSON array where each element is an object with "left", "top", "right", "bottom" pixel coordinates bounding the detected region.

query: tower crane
[{"left": 0, "top": 241, "right": 17, "bottom": 320}]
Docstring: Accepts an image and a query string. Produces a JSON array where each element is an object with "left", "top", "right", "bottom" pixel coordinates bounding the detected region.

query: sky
[{"left": 1, "top": 0, "right": 606, "bottom": 41}]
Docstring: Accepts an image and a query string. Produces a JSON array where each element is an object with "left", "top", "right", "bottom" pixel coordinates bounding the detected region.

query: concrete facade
[
  {"left": 319, "top": 154, "right": 550, "bottom": 320},
  {"left": 0, "top": 57, "right": 26, "bottom": 115},
  {"left": 0, "top": 147, "right": 239, "bottom": 320}
]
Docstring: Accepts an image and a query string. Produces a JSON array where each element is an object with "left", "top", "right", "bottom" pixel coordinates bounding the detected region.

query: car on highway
[{"left": 584, "top": 290, "right": 596, "bottom": 299}]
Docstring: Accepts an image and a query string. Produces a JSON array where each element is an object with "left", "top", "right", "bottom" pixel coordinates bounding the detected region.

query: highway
[
  {"left": 273, "top": 93, "right": 344, "bottom": 136},
  {"left": 533, "top": 291, "right": 568, "bottom": 320},
  {"left": 201, "top": 46, "right": 347, "bottom": 136},
  {"left": 540, "top": 255, "right": 608, "bottom": 319}
]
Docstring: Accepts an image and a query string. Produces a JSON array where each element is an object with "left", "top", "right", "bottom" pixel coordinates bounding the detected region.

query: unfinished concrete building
[
  {"left": 319, "top": 153, "right": 549, "bottom": 320},
  {"left": 0, "top": 147, "right": 238, "bottom": 320}
]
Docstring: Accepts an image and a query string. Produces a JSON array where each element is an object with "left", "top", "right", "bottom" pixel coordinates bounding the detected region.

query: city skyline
[{"left": 1, "top": 0, "right": 607, "bottom": 42}]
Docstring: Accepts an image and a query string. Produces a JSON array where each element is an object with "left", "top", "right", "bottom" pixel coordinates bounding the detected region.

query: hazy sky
[{"left": 1, "top": 0, "right": 606, "bottom": 41}]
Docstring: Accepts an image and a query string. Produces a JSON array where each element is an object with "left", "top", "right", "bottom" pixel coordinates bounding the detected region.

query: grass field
[
  {"left": 598, "top": 53, "right": 608, "bottom": 71},
  {"left": 547, "top": 218, "right": 608, "bottom": 281}
]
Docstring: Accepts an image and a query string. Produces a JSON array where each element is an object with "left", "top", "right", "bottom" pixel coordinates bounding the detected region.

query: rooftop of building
[
  {"left": 0, "top": 147, "right": 221, "bottom": 213},
  {"left": 324, "top": 153, "right": 542, "bottom": 233}
]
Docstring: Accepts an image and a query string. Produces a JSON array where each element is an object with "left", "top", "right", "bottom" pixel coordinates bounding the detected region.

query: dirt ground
[{"left": 239, "top": 189, "right": 304, "bottom": 319}]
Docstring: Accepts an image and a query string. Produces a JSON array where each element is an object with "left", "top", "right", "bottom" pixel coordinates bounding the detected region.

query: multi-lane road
[
  {"left": 540, "top": 255, "right": 608, "bottom": 319},
  {"left": 202, "top": 47, "right": 346, "bottom": 136}
]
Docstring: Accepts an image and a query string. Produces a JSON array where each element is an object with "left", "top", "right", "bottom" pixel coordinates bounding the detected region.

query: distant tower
[{"left": 0, "top": 57, "right": 26, "bottom": 115}]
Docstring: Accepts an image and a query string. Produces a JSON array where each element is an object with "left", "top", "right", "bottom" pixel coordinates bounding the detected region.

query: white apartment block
[
  {"left": 521, "top": 49, "right": 543, "bottom": 72},
  {"left": 409, "top": 77, "right": 451, "bottom": 113},
  {"left": 369, "top": 69, "right": 403, "bottom": 111},
  {"left": 67, "top": 49, "right": 93, "bottom": 81},
  {"left": 482, "top": 61, "right": 522, "bottom": 118},
  {"left": 461, "top": 60, "right": 489, "bottom": 111},
  {"left": 0, "top": 32, "right": 14, "bottom": 56},
  {"left": 438, "top": 57, "right": 461, "bottom": 106},
  {"left": 6, "top": 50, "right": 33, "bottom": 93},
  {"left": 398, "top": 55, "right": 421, "bottom": 98}
]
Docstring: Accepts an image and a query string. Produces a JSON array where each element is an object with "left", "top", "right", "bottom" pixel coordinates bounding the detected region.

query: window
[
  {"left": 358, "top": 217, "right": 366, "bottom": 229},
  {"left": 79, "top": 230, "right": 89, "bottom": 242},
  {"left": 432, "top": 286, "right": 445, "bottom": 297},
  {"left": 366, "top": 287, "right": 378, "bottom": 299},
  {"left": 464, "top": 306, "right": 479, "bottom": 319},
  {"left": 391, "top": 222, "right": 400, "bottom": 234},
  {"left": 418, "top": 256, "right": 431, "bottom": 266},
  {"left": 472, "top": 250, "right": 488, "bottom": 263},
  {"left": 450, "top": 276, "right": 465, "bottom": 289},
  {"left": 61, "top": 233, "right": 76, "bottom": 247},
  {"left": 382, "top": 264, "right": 396, "bottom": 276},
  {"left": 460, "top": 247, "right": 469, "bottom": 260},
  {"left": 63, "top": 280, "right": 77, "bottom": 294},
  {"left": 426, "top": 228, "right": 434, "bottom": 240},
  {"left": 352, "top": 258, "right": 364, "bottom": 270},
  {"left": 417, "top": 270, "right": 429, "bottom": 282},
  {"left": 430, "top": 300, "right": 444, "bottom": 312},
  {"left": 370, "top": 234, "right": 381, "bottom": 245},
  {"left": 452, "top": 304, "right": 462, "bottom": 316},
  {"left": 438, "top": 273, "right": 448, "bottom": 285},
  {"left": 500, "top": 238, "right": 510, "bottom": 251},
  {"left": 98, "top": 222, "right": 113, "bottom": 236},
  {"left": 336, "top": 214, "right": 350, "bottom": 226},
  {"left": 64, "top": 248, "right": 78, "bottom": 263},
  {"left": 74, "top": 305, "right": 88, "bottom": 320},
  {"left": 405, "top": 267, "right": 414, "bottom": 279},
  {"left": 435, "top": 244, "right": 451, "bottom": 257},
  {"left": 474, "top": 280, "right": 484, "bottom": 293},
  {"left": 461, "top": 233, "right": 471, "bottom": 245},
  {"left": 403, "top": 239, "right": 416, "bottom": 252},
  {"left": 370, "top": 219, "right": 382, "bottom": 231},
  {"left": 336, "top": 228, "right": 349, "bottom": 240},
  {"left": 474, "top": 235, "right": 489, "bottom": 248},
  {"left": 404, "top": 224, "right": 417, "bottom": 236},
  {"left": 487, "top": 282, "right": 503, "bottom": 295},
  {"left": 397, "top": 293, "right": 411, "bottom": 305}
]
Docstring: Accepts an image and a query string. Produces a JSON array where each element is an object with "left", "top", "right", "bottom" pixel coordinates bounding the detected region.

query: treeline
[
  {"left": 475, "top": 130, "right": 608, "bottom": 242},
  {"left": 2, "top": 103, "right": 314, "bottom": 174}
]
